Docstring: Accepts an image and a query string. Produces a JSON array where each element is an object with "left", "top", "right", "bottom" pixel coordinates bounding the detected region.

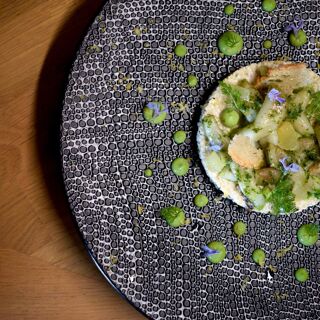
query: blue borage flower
[
  {"left": 285, "top": 19, "right": 304, "bottom": 36},
  {"left": 279, "top": 156, "right": 300, "bottom": 173},
  {"left": 201, "top": 245, "right": 220, "bottom": 257},
  {"left": 209, "top": 140, "right": 223, "bottom": 152},
  {"left": 268, "top": 88, "right": 286, "bottom": 104},
  {"left": 147, "top": 102, "right": 168, "bottom": 117}
]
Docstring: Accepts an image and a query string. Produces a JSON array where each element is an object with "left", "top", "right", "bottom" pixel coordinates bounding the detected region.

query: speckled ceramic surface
[{"left": 61, "top": 1, "right": 320, "bottom": 319}]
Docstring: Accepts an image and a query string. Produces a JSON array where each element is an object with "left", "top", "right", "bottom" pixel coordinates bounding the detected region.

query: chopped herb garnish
[
  {"left": 219, "top": 81, "right": 246, "bottom": 113},
  {"left": 308, "top": 189, "right": 320, "bottom": 199},
  {"left": 269, "top": 175, "right": 296, "bottom": 214},
  {"left": 287, "top": 104, "right": 302, "bottom": 119},
  {"left": 276, "top": 244, "right": 293, "bottom": 258},
  {"left": 306, "top": 91, "right": 320, "bottom": 120},
  {"left": 137, "top": 205, "right": 144, "bottom": 215}
]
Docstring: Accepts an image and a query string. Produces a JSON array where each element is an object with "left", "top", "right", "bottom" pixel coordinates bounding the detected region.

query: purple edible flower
[
  {"left": 147, "top": 102, "right": 168, "bottom": 117},
  {"left": 209, "top": 140, "right": 223, "bottom": 152},
  {"left": 285, "top": 19, "right": 304, "bottom": 36},
  {"left": 268, "top": 88, "right": 286, "bottom": 104},
  {"left": 201, "top": 245, "right": 220, "bottom": 258},
  {"left": 279, "top": 156, "right": 300, "bottom": 173}
]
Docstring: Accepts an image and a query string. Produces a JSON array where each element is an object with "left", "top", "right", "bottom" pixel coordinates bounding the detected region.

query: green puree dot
[
  {"left": 160, "top": 206, "right": 185, "bottom": 228},
  {"left": 224, "top": 4, "right": 235, "bottom": 16},
  {"left": 171, "top": 157, "right": 190, "bottom": 176},
  {"left": 294, "top": 267, "right": 309, "bottom": 283},
  {"left": 173, "top": 130, "right": 187, "bottom": 144},
  {"left": 187, "top": 74, "right": 198, "bottom": 88},
  {"left": 297, "top": 223, "right": 319, "bottom": 246},
  {"left": 218, "top": 31, "right": 243, "bottom": 56},
  {"left": 263, "top": 39, "right": 272, "bottom": 49},
  {"left": 174, "top": 43, "right": 188, "bottom": 57},
  {"left": 144, "top": 168, "right": 153, "bottom": 177},
  {"left": 289, "top": 30, "right": 307, "bottom": 47},
  {"left": 220, "top": 108, "right": 240, "bottom": 128},
  {"left": 143, "top": 102, "right": 167, "bottom": 125},
  {"left": 252, "top": 248, "right": 266, "bottom": 267},
  {"left": 262, "top": 0, "right": 276, "bottom": 12},
  {"left": 207, "top": 241, "right": 227, "bottom": 264},
  {"left": 194, "top": 194, "right": 209, "bottom": 208},
  {"left": 233, "top": 221, "right": 247, "bottom": 237}
]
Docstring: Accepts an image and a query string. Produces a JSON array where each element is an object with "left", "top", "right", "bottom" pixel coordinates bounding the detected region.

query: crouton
[
  {"left": 255, "top": 63, "right": 311, "bottom": 95},
  {"left": 228, "top": 135, "right": 265, "bottom": 169}
]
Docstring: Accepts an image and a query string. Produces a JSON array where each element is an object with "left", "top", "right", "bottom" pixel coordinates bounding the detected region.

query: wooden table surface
[{"left": 0, "top": 1, "right": 144, "bottom": 319}]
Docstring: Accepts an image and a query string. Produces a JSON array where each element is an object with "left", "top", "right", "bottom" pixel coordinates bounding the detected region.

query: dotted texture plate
[{"left": 61, "top": 1, "right": 320, "bottom": 319}]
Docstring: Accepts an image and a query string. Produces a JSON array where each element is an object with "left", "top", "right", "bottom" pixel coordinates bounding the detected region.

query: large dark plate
[{"left": 61, "top": 1, "right": 320, "bottom": 319}]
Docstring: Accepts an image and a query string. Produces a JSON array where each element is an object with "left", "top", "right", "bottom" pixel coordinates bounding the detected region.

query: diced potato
[
  {"left": 255, "top": 96, "right": 286, "bottom": 129},
  {"left": 259, "top": 130, "right": 278, "bottom": 148},
  {"left": 298, "top": 137, "right": 316, "bottom": 151},
  {"left": 291, "top": 88, "right": 310, "bottom": 109},
  {"left": 291, "top": 170, "right": 308, "bottom": 201},
  {"left": 205, "top": 151, "right": 227, "bottom": 174},
  {"left": 277, "top": 121, "right": 300, "bottom": 151},
  {"left": 309, "top": 162, "right": 320, "bottom": 176},
  {"left": 219, "top": 166, "right": 237, "bottom": 182},
  {"left": 238, "top": 124, "right": 273, "bottom": 142},
  {"left": 202, "top": 115, "right": 229, "bottom": 148},
  {"left": 293, "top": 113, "right": 314, "bottom": 136},
  {"left": 266, "top": 144, "right": 287, "bottom": 167},
  {"left": 256, "top": 168, "right": 281, "bottom": 185}
]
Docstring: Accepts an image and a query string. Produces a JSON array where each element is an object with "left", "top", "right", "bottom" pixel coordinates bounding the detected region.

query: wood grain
[{"left": 0, "top": 1, "right": 145, "bottom": 319}]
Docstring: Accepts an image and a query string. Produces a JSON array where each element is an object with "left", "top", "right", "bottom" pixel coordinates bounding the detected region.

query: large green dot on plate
[
  {"left": 207, "top": 241, "right": 226, "bottom": 264},
  {"left": 297, "top": 223, "right": 319, "bottom": 246},
  {"left": 171, "top": 158, "right": 190, "bottom": 176},
  {"left": 218, "top": 31, "right": 243, "bottom": 56}
]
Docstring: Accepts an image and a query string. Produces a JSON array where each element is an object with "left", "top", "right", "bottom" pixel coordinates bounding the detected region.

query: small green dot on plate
[
  {"left": 294, "top": 267, "right": 309, "bottom": 283},
  {"left": 173, "top": 130, "right": 187, "bottom": 144},
  {"left": 263, "top": 39, "right": 272, "bottom": 49},
  {"left": 252, "top": 248, "right": 266, "bottom": 267},
  {"left": 194, "top": 194, "right": 209, "bottom": 208},
  {"left": 174, "top": 44, "right": 188, "bottom": 57},
  {"left": 233, "top": 221, "right": 247, "bottom": 237},
  {"left": 262, "top": 0, "right": 276, "bottom": 12},
  {"left": 144, "top": 168, "right": 153, "bottom": 177},
  {"left": 224, "top": 4, "right": 235, "bottom": 16},
  {"left": 187, "top": 74, "right": 198, "bottom": 88}
]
